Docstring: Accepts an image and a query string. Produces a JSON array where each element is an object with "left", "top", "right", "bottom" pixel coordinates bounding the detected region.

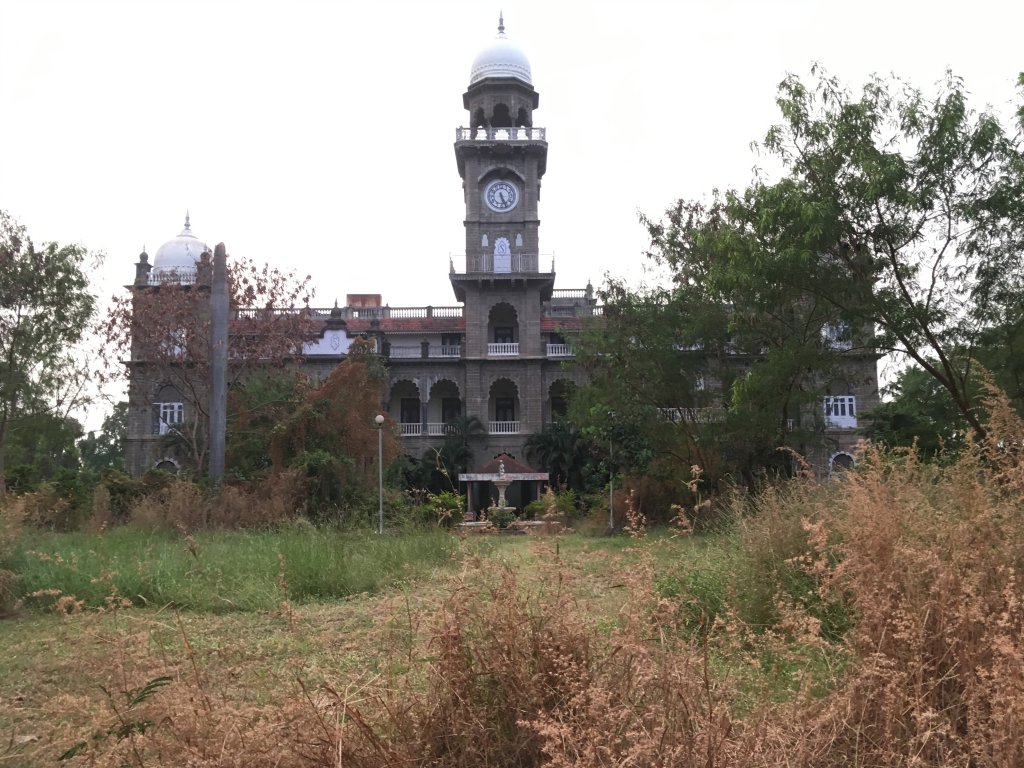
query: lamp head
[{"left": 374, "top": 414, "right": 385, "bottom": 426}]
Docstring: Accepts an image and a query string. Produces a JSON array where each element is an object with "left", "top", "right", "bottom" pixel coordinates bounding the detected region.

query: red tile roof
[{"left": 473, "top": 453, "right": 539, "bottom": 474}]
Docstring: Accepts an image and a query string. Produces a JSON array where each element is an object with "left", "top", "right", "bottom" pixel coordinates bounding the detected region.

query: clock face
[{"left": 484, "top": 179, "right": 519, "bottom": 212}]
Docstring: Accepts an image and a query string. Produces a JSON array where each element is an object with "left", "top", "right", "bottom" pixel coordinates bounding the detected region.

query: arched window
[
  {"left": 152, "top": 384, "right": 184, "bottom": 436},
  {"left": 824, "top": 396, "right": 857, "bottom": 429}
]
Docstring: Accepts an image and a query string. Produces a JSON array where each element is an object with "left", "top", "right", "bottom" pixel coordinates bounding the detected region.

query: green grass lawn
[
  {"left": 0, "top": 526, "right": 845, "bottom": 767},
  {"left": 7, "top": 525, "right": 461, "bottom": 612}
]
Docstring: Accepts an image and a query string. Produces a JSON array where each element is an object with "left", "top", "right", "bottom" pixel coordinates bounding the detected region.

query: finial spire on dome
[
  {"left": 498, "top": 11, "right": 504, "bottom": 35},
  {"left": 184, "top": 210, "right": 191, "bottom": 230}
]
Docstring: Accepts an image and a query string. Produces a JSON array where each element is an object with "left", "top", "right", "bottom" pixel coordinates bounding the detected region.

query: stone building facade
[{"left": 124, "top": 18, "right": 877, "bottom": 481}]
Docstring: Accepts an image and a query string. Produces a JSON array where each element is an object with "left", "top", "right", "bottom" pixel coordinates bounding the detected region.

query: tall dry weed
[
  {"left": 789, "top": 404, "right": 1024, "bottom": 766},
  {"left": 0, "top": 495, "right": 25, "bottom": 615},
  {"left": 118, "top": 472, "right": 301, "bottom": 532}
]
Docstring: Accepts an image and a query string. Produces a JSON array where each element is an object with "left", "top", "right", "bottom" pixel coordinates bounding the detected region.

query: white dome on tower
[
  {"left": 152, "top": 213, "right": 208, "bottom": 275},
  {"left": 469, "top": 15, "right": 532, "bottom": 86}
]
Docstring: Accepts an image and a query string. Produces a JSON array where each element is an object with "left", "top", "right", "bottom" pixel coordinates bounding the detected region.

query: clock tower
[
  {"left": 450, "top": 16, "right": 555, "bottom": 456},
  {"left": 453, "top": 15, "right": 548, "bottom": 276}
]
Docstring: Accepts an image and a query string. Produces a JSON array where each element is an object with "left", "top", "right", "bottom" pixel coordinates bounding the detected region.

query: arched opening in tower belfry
[
  {"left": 471, "top": 107, "right": 487, "bottom": 128},
  {"left": 516, "top": 107, "right": 531, "bottom": 127},
  {"left": 491, "top": 103, "right": 512, "bottom": 128},
  {"left": 487, "top": 302, "right": 519, "bottom": 349}
]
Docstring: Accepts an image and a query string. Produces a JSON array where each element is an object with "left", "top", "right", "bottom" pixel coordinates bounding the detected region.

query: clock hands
[{"left": 485, "top": 181, "right": 517, "bottom": 211}]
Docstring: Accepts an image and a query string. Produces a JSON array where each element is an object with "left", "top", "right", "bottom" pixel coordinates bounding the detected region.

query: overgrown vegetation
[{"left": 2, "top": 386, "right": 1022, "bottom": 765}]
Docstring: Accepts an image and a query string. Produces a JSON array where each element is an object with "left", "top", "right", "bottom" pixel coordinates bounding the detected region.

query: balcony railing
[
  {"left": 551, "top": 288, "right": 587, "bottom": 299},
  {"left": 488, "top": 343, "right": 519, "bottom": 356},
  {"left": 456, "top": 253, "right": 554, "bottom": 274},
  {"left": 426, "top": 423, "right": 457, "bottom": 436},
  {"left": 489, "top": 420, "right": 520, "bottom": 435},
  {"left": 400, "top": 423, "right": 422, "bottom": 437},
  {"left": 388, "top": 345, "right": 421, "bottom": 359},
  {"left": 544, "top": 304, "right": 603, "bottom": 318},
  {"left": 455, "top": 126, "right": 546, "bottom": 142},
  {"left": 429, "top": 345, "right": 461, "bottom": 358},
  {"left": 244, "top": 305, "right": 465, "bottom": 321},
  {"left": 546, "top": 343, "right": 573, "bottom": 357},
  {"left": 148, "top": 267, "right": 197, "bottom": 285}
]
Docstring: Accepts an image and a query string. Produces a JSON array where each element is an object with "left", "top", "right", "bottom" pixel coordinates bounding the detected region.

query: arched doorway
[
  {"left": 488, "top": 378, "right": 520, "bottom": 434},
  {"left": 829, "top": 451, "right": 855, "bottom": 477},
  {"left": 388, "top": 380, "right": 422, "bottom": 436},
  {"left": 427, "top": 379, "right": 462, "bottom": 436},
  {"left": 547, "top": 379, "right": 575, "bottom": 424}
]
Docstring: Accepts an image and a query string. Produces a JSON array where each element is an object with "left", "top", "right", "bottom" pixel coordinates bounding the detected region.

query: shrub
[
  {"left": 17, "top": 482, "right": 74, "bottom": 530},
  {"left": 96, "top": 470, "right": 147, "bottom": 526},
  {"left": 487, "top": 506, "right": 516, "bottom": 529},
  {"left": 426, "top": 490, "right": 463, "bottom": 527},
  {"left": 214, "top": 471, "right": 302, "bottom": 527}
]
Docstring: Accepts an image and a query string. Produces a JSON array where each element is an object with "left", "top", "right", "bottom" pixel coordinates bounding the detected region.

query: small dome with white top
[
  {"left": 152, "top": 213, "right": 208, "bottom": 275},
  {"left": 469, "top": 14, "right": 532, "bottom": 86}
]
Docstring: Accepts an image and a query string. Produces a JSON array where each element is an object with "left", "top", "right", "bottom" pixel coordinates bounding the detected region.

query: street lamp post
[
  {"left": 607, "top": 410, "right": 615, "bottom": 531},
  {"left": 608, "top": 436, "right": 614, "bottom": 530},
  {"left": 374, "top": 414, "right": 385, "bottom": 534}
]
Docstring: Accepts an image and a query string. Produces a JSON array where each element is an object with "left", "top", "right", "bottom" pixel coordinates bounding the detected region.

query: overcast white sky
[{"left": 2, "top": 0, "right": 1022, "bottom": 429}]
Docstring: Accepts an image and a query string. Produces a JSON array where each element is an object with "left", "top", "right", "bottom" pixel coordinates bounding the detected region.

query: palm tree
[
  {"left": 420, "top": 415, "right": 488, "bottom": 493},
  {"left": 525, "top": 421, "right": 587, "bottom": 490},
  {"left": 445, "top": 414, "right": 487, "bottom": 449}
]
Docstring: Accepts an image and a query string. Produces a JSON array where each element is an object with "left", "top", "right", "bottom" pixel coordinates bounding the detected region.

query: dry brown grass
[
  {"left": 784, "top": 389, "right": 1024, "bottom": 767},
  {"left": 88, "top": 472, "right": 303, "bottom": 533},
  {"left": 5, "top": 391, "right": 1024, "bottom": 766}
]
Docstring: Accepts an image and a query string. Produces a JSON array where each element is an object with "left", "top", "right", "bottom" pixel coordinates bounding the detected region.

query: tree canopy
[
  {"left": 78, "top": 401, "right": 128, "bottom": 473},
  {"left": 699, "top": 69, "right": 1024, "bottom": 440},
  {"left": 574, "top": 68, "right": 1024, "bottom": 481},
  {"left": 0, "top": 210, "right": 96, "bottom": 495}
]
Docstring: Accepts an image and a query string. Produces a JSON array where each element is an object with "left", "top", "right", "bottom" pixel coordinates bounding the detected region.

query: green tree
[
  {"left": 863, "top": 365, "right": 966, "bottom": 458},
  {"left": 418, "top": 415, "right": 487, "bottom": 494},
  {"left": 524, "top": 420, "right": 593, "bottom": 491},
  {"left": 270, "top": 347, "right": 398, "bottom": 517},
  {"left": 0, "top": 211, "right": 96, "bottom": 495},
  {"left": 225, "top": 370, "right": 305, "bottom": 478},
  {"left": 571, "top": 272, "right": 825, "bottom": 487},
  {"left": 79, "top": 402, "right": 128, "bottom": 473},
  {"left": 647, "top": 68, "right": 1024, "bottom": 442},
  {"left": 4, "top": 411, "right": 84, "bottom": 491}
]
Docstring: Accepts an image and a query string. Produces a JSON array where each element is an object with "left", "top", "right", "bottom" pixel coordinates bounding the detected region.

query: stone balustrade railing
[
  {"left": 455, "top": 126, "right": 546, "bottom": 142},
  {"left": 454, "top": 253, "right": 554, "bottom": 274}
]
